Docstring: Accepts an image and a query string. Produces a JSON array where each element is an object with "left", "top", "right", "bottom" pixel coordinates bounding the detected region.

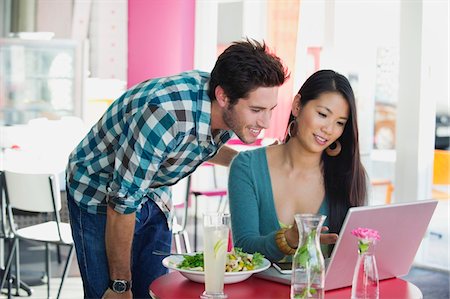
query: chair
[
  {"left": 432, "top": 149, "right": 450, "bottom": 199},
  {"left": 371, "top": 179, "right": 394, "bottom": 204},
  {"left": 190, "top": 163, "right": 228, "bottom": 251},
  {"left": 0, "top": 170, "right": 75, "bottom": 299},
  {"left": 170, "top": 176, "right": 192, "bottom": 253},
  {"left": 0, "top": 171, "right": 33, "bottom": 297},
  {"left": 371, "top": 150, "right": 450, "bottom": 203}
]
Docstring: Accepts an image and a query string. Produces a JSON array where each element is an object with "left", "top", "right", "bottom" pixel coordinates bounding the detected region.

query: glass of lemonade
[{"left": 201, "top": 213, "right": 230, "bottom": 299}]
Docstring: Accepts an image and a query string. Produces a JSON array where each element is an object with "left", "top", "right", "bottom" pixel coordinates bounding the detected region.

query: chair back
[
  {"left": 4, "top": 171, "right": 61, "bottom": 213},
  {"left": 1, "top": 171, "right": 74, "bottom": 299},
  {"left": 0, "top": 171, "right": 9, "bottom": 237}
]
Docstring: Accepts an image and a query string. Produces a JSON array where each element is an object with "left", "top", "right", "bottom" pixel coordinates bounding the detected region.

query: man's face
[{"left": 222, "top": 87, "right": 279, "bottom": 144}]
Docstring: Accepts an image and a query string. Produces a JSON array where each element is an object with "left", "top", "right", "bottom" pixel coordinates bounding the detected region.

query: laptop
[{"left": 254, "top": 200, "right": 438, "bottom": 291}]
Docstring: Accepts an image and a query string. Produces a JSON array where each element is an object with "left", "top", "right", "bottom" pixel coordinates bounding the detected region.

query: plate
[{"left": 162, "top": 253, "right": 271, "bottom": 284}]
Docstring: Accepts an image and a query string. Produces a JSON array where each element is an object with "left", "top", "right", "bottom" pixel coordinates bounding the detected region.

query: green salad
[{"left": 178, "top": 248, "right": 264, "bottom": 272}]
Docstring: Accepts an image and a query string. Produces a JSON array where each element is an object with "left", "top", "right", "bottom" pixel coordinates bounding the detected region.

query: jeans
[{"left": 67, "top": 192, "right": 171, "bottom": 298}]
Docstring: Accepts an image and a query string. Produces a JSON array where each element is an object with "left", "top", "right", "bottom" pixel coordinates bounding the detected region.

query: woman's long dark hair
[{"left": 284, "top": 70, "right": 367, "bottom": 234}]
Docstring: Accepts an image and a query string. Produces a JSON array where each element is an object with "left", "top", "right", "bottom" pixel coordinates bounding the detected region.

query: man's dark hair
[{"left": 208, "top": 38, "right": 288, "bottom": 106}]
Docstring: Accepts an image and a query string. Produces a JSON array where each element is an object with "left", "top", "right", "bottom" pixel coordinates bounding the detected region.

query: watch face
[{"left": 112, "top": 280, "right": 127, "bottom": 293}]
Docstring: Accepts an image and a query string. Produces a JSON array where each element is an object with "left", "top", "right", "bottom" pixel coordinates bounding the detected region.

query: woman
[{"left": 228, "top": 70, "right": 367, "bottom": 262}]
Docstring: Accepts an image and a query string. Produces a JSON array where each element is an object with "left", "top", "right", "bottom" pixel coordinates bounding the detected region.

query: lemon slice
[{"left": 213, "top": 239, "right": 227, "bottom": 257}]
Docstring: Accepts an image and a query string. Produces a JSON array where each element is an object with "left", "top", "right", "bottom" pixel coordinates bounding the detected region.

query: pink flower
[
  {"left": 351, "top": 227, "right": 381, "bottom": 242},
  {"left": 351, "top": 228, "right": 381, "bottom": 253}
]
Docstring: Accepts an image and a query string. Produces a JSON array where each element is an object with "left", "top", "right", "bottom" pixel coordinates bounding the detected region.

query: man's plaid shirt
[{"left": 66, "top": 70, "right": 232, "bottom": 223}]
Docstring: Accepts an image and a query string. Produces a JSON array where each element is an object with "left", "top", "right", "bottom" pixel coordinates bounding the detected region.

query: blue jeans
[{"left": 67, "top": 192, "right": 171, "bottom": 298}]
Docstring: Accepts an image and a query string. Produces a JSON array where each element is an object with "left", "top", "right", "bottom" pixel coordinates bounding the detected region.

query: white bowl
[{"left": 162, "top": 253, "right": 271, "bottom": 284}]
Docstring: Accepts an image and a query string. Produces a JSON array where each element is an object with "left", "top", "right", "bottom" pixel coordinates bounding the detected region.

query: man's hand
[
  {"left": 207, "top": 145, "right": 238, "bottom": 166},
  {"left": 102, "top": 288, "right": 132, "bottom": 299},
  {"left": 268, "top": 138, "right": 280, "bottom": 146}
]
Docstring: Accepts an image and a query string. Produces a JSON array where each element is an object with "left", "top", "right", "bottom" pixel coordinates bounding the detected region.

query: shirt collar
[{"left": 195, "top": 77, "right": 232, "bottom": 145}]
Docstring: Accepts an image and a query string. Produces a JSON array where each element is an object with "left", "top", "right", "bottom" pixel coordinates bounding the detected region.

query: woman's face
[{"left": 293, "top": 92, "right": 350, "bottom": 153}]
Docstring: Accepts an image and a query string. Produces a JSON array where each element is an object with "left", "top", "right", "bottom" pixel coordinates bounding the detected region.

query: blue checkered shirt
[{"left": 66, "top": 70, "right": 232, "bottom": 223}]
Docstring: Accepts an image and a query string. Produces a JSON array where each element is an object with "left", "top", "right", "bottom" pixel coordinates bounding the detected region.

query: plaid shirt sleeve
[{"left": 107, "top": 105, "right": 179, "bottom": 214}]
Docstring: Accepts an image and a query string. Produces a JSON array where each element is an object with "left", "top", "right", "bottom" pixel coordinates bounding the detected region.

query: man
[{"left": 66, "top": 39, "right": 288, "bottom": 298}]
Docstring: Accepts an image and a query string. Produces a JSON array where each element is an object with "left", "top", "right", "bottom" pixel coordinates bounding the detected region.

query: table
[{"left": 149, "top": 271, "right": 423, "bottom": 299}]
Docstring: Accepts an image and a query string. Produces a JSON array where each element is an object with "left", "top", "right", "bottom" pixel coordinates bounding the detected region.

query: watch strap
[{"left": 109, "top": 279, "right": 131, "bottom": 293}]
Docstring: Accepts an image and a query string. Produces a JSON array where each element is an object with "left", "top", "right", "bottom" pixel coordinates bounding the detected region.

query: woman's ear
[
  {"left": 292, "top": 94, "right": 301, "bottom": 117},
  {"left": 215, "top": 86, "right": 228, "bottom": 108}
]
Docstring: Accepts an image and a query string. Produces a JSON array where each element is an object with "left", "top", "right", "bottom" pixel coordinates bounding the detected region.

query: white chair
[
  {"left": 0, "top": 170, "right": 74, "bottom": 299},
  {"left": 170, "top": 176, "right": 192, "bottom": 253},
  {"left": 0, "top": 171, "right": 33, "bottom": 297}
]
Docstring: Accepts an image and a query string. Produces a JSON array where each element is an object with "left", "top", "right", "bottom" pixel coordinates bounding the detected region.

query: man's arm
[
  {"left": 207, "top": 145, "right": 238, "bottom": 166},
  {"left": 102, "top": 106, "right": 178, "bottom": 298},
  {"left": 103, "top": 205, "right": 135, "bottom": 298}
]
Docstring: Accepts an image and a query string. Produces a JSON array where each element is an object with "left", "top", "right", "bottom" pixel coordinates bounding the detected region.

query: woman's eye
[
  {"left": 318, "top": 112, "right": 327, "bottom": 117},
  {"left": 251, "top": 109, "right": 261, "bottom": 113},
  {"left": 337, "top": 121, "right": 346, "bottom": 127}
]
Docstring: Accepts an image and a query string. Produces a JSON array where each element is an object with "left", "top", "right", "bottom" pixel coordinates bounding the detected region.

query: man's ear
[
  {"left": 215, "top": 86, "right": 228, "bottom": 108},
  {"left": 292, "top": 94, "right": 301, "bottom": 117}
]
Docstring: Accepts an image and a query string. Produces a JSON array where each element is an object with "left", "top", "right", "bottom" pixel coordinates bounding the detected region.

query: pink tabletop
[{"left": 149, "top": 271, "right": 422, "bottom": 299}]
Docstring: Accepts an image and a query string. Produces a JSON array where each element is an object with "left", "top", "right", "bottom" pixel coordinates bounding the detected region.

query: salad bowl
[{"left": 162, "top": 252, "right": 271, "bottom": 284}]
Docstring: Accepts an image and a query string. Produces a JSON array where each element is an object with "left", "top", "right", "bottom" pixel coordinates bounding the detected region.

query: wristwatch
[{"left": 109, "top": 279, "right": 132, "bottom": 293}]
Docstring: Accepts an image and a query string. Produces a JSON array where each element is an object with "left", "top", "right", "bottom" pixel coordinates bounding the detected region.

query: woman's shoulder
[{"left": 233, "top": 146, "right": 267, "bottom": 164}]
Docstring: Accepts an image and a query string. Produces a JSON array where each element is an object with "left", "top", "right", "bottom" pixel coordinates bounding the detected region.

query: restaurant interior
[{"left": 0, "top": 0, "right": 448, "bottom": 298}]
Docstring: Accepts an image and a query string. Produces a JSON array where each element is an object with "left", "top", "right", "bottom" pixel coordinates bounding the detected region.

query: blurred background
[{"left": 0, "top": 1, "right": 448, "bottom": 296}]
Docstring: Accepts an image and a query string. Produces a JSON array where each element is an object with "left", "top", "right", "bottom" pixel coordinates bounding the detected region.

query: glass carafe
[
  {"left": 290, "top": 214, "right": 326, "bottom": 299},
  {"left": 351, "top": 242, "right": 379, "bottom": 299}
]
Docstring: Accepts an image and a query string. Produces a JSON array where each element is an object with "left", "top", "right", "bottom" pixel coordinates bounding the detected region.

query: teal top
[{"left": 228, "top": 147, "right": 329, "bottom": 262}]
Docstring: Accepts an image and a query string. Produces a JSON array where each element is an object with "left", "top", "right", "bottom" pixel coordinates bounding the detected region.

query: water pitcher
[{"left": 291, "top": 214, "right": 326, "bottom": 299}]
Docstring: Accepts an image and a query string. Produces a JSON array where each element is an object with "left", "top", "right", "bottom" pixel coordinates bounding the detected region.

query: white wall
[{"left": 395, "top": 0, "right": 449, "bottom": 203}]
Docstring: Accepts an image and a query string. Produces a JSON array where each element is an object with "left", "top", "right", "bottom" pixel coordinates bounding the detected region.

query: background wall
[{"left": 127, "top": 0, "right": 195, "bottom": 87}]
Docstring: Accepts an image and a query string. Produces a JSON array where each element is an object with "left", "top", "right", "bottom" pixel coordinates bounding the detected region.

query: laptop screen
[
  {"left": 325, "top": 200, "right": 437, "bottom": 290},
  {"left": 255, "top": 200, "right": 438, "bottom": 291}
]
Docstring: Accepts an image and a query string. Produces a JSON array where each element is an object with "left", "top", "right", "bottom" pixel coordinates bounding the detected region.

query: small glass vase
[
  {"left": 351, "top": 241, "right": 379, "bottom": 299},
  {"left": 290, "top": 214, "right": 326, "bottom": 299}
]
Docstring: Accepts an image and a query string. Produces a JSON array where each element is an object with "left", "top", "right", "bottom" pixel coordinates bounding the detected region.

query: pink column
[{"left": 127, "top": 0, "right": 195, "bottom": 88}]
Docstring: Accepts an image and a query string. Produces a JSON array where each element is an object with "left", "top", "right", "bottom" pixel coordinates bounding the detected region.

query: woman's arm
[{"left": 228, "top": 151, "right": 284, "bottom": 262}]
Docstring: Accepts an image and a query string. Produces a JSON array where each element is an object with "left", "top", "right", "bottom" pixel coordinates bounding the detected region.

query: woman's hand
[
  {"left": 284, "top": 223, "right": 299, "bottom": 249},
  {"left": 320, "top": 226, "right": 338, "bottom": 245},
  {"left": 285, "top": 225, "right": 338, "bottom": 248}
]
